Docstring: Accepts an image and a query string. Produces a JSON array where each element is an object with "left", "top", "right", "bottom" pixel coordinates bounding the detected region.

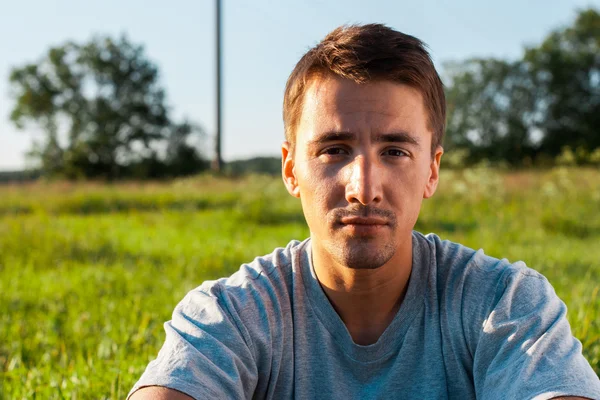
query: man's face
[{"left": 282, "top": 75, "right": 442, "bottom": 270}]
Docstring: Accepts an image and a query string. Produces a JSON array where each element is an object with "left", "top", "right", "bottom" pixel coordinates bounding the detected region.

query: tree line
[
  {"left": 7, "top": 8, "right": 599, "bottom": 179},
  {"left": 8, "top": 36, "right": 207, "bottom": 180},
  {"left": 444, "top": 8, "right": 599, "bottom": 166}
]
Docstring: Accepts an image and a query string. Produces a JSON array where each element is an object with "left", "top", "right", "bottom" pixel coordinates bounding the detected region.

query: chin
[{"left": 333, "top": 239, "right": 397, "bottom": 270}]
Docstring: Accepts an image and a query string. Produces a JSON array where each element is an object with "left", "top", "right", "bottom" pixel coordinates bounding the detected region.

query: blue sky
[{"left": 0, "top": 0, "right": 598, "bottom": 170}]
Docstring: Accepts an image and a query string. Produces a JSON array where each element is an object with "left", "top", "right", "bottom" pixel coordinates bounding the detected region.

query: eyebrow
[{"left": 307, "top": 131, "right": 421, "bottom": 148}]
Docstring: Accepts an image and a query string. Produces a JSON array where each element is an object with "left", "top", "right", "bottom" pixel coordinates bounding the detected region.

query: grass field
[{"left": 1, "top": 168, "right": 599, "bottom": 398}]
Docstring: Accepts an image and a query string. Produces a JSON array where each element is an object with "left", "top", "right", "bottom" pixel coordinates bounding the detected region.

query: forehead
[{"left": 296, "top": 76, "right": 430, "bottom": 143}]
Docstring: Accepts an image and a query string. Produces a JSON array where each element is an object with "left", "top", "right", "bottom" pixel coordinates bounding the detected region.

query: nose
[{"left": 344, "top": 155, "right": 383, "bottom": 206}]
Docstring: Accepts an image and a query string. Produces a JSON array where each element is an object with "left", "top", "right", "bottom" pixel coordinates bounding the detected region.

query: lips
[
  {"left": 331, "top": 206, "right": 396, "bottom": 233},
  {"left": 339, "top": 216, "right": 389, "bottom": 226},
  {"left": 337, "top": 216, "right": 390, "bottom": 237}
]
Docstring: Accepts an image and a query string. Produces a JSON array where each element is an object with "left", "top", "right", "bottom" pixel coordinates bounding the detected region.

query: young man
[{"left": 129, "top": 24, "right": 600, "bottom": 399}]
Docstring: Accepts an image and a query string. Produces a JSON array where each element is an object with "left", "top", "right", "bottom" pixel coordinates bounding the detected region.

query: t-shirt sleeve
[
  {"left": 127, "top": 285, "right": 259, "bottom": 400},
  {"left": 471, "top": 267, "right": 600, "bottom": 400}
]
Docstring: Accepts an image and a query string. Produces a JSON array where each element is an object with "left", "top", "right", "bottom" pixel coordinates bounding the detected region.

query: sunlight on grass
[{"left": 1, "top": 168, "right": 599, "bottom": 398}]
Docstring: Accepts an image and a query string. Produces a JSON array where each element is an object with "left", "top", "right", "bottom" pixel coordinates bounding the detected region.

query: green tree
[
  {"left": 444, "top": 8, "right": 599, "bottom": 166},
  {"left": 525, "top": 8, "right": 600, "bottom": 157},
  {"left": 9, "top": 35, "right": 206, "bottom": 179},
  {"left": 444, "top": 58, "right": 539, "bottom": 165}
]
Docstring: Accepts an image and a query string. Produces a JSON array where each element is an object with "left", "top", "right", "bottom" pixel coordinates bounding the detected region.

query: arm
[
  {"left": 552, "top": 398, "right": 594, "bottom": 400},
  {"left": 127, "top": 285, "right": 259, "bottom": 400},
  {"left": 130, "top": 386, "right": 194, "bottom": 400}
]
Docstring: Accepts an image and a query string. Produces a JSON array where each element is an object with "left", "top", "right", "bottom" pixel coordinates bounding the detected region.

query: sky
[{"left": 0, "top": 0, "right": 598, "bottom": 171}]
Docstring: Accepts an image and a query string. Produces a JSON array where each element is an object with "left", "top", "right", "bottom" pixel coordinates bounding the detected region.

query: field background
[{"left": 1, "top": 167, "right": 599, "bottom": 399}]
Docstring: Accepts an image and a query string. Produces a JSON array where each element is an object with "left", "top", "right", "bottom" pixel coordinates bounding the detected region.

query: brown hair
[{"left": 283, "top": 24, "right": 445, "bottom": 155}]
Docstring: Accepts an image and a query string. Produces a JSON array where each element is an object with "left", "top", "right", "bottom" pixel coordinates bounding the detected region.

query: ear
[
  {"left": 423, "top": 146, "right": 443, "bottom": 199},
  {"left": 282, "top": 141, "right": 300, "bottom": 198}
]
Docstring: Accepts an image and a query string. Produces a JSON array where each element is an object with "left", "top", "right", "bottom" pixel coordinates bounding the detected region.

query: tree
[
  {"left": 444, "top": 58, "right": 540, "bottom": 165},
  {"left": 444, "top": 8, "right": 599, "bottom": 166},
  {"left": 9, "top": 35, "right": 206, "bottom": 179},
  {"left": 524, "top": 8, "right": 600, "bottom": 157}
]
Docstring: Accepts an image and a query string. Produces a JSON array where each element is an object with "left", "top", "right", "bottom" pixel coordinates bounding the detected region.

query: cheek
[
  {"left": 298, "top": 165, "right": 342, "bottom": 217},
  {"left": 405, "top": 159, "right": 433, "bottom": 193},
  {"left": 386, "top": 167, "right": 429, "bottom": 207},
  {"left": 301, "top": 180, "right": 334, "bottom": 214},
  {"left": 299, "top": 188, "right": 331, "bottom": 235}
]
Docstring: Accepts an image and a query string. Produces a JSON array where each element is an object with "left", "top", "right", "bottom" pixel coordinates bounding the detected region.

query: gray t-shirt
[{"left": 129, "top": 232, "right": 600, "bottom": 399}]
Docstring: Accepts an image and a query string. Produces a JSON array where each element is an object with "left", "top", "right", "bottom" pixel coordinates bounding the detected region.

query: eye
[
  {"left": 321, "top": 147, "right": 349, "bottom": 156},
  {"left": 383, "top": 148, "right": 409, "bottom": 157}
]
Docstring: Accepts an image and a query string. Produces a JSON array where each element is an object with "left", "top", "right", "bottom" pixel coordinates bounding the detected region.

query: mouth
[
  {"left": 338, "top": 216, "right": 389, "bottom": 236},
  {"left": 339, "top": 216, "right": 389, "bottom": 226}
]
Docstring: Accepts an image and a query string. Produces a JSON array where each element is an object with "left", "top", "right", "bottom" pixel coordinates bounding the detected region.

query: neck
[{"left": 312, "top": 236, "right": 413, "bottom": 345}]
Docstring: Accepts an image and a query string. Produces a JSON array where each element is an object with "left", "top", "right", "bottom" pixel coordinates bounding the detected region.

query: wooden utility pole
[{"left": 212, "top": 0, "right": 223, "bottom": 172}]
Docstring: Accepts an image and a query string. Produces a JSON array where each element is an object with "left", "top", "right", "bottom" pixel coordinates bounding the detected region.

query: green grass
[{"left": 1, "top": 168, "right": 599, "bottom": 398}]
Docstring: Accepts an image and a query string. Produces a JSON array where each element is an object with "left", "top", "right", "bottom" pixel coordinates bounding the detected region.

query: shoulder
[
  {"left": 176, "top": 238, "right": 307, "bottom": 345},
  {"left": 417, "top": 231, "right": 546, "bottom": 295},
  {"left": 167, "top": 239, "right": 308, "bottom": 380},
  {"left": 193, "top": 238, "right": 307, "bottom": 300},
  {"left": 128, "top": 240, "right": 309, "bottom": 399},
  {"left": 417, "top": 237, "right": 600, "bottom": 399},
  {"left": 416, "top": 232, "right": 557, "bottom": 351},
  {"left": 180, "top": 239, "right": 309, "bottom": 316}
]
